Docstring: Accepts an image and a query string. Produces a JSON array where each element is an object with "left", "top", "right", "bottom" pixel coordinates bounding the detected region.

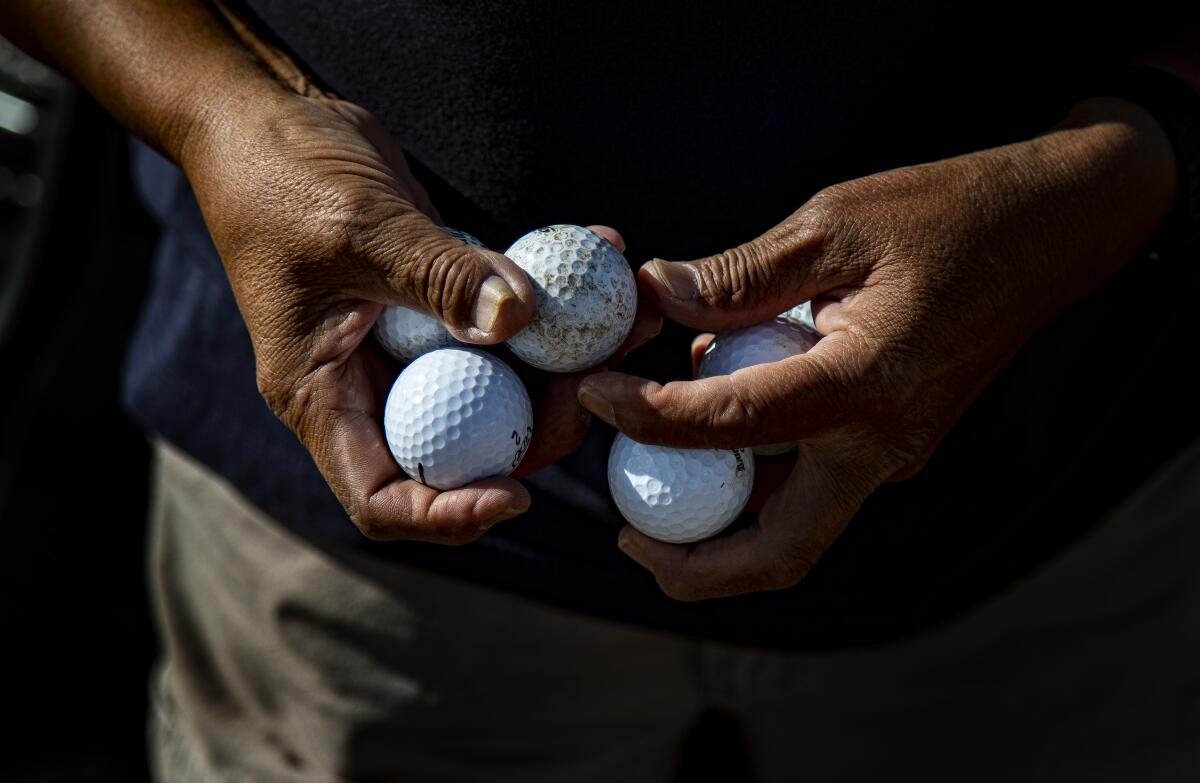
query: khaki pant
[{"left": 147, "top": 437, "right": 1200, "bottom": 782}]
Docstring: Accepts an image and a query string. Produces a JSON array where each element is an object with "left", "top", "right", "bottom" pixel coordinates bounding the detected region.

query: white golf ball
[
  {"left": 697, "top": 318, "right": 818, "bottom": 456},
  {"left": 504, "top": 225, "right": 637, "bottom": 372},
  {"left": 374, "top": 307, "right": 459, "bottom": 363},
  {"left": 373, "top": 227, "right": 484, "bottom": 363},
  {"left": 780, "top": 300, "right": 816, "bottom": 332},
  {"left": 607, "top": 433, "right": 755, "bottom": 544},
  {"left": 384, "top": 347, "right": 533, "bottom": 490},
  {"left": 441, "top": 227, "right": 486, "bottom": 247}
]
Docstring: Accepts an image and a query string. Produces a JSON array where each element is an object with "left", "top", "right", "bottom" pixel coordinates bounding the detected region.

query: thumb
[
  {"left": 638, "top": 212, "right": 834, "bottom": 332},
  {"left": 371, "top": 215, "right": 535, "bottom": 344}
]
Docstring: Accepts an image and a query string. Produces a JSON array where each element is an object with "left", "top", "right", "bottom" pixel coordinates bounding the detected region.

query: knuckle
[
  {"left": 803, "top": 185, "right": 850, "bottom": 228},
  {"left": 407, "top": 241, "right": 490, "bottom": 325},
  {"left": 347, "top": 495, "right": 406, "bottom": 542},
  {"left": 771, "top": 547, "right": 815, "bottom": 590},
  {"left": 351, "top": 513, "right": 395, "bottom": 542},
  {"left": 657, "top": 574, "right": 704, "bottom": 603},
  {"left": 326, "top": 192, "right": 465, "bottom": 313},
  {"left": 798, "top": 186, "right": 862, "bottom": 278},
  {"left": 712, "top": 375, "right": 771, "bottom": 446},
  {"left": 878, "top": 424, "right": 937, "bottom": 482},
  {"left": 256, "top": 362, "right": 310, "bottom": 429},
  {"left": 646, "top": 558, "right": 701, "bottom": 602},
  {"left": 341, "top": 488, "right": 384, "bottom": 540},
  {"left": 886, "top": 450, "right": 932, "bottom": 482},
  {"left": 437, "top": 248, "right": 489, "bottom": 325},
  {"left": 255, "top": 347, "right": 339, "bottom": 437},
  {"left": 694, "top": 244, "right": 775, "bottom": 311},
  {"left": 615, "top": 383, "right": 671, "bottom": 444}
]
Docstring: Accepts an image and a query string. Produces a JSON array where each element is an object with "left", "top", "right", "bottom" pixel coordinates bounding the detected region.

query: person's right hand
[
  {"left": 175, "top": 13, "right": 646, "bottom": 544},
  {"left": 2, "top": 0, "right": 660, "bottom": 544}
]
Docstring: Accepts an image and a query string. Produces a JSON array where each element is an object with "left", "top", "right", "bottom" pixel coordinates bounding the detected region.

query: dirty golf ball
[
  {"left": 384, "top": 347, "right": 533, "bottom": 490},
  {"left": 607, "top": 433, "right": 755, "bottom": 544},
  {"left": 373, "top": 227, "right": 484, "bottom": 363},
  {"left": 697, "top": 318, "right": 818, "bottom": 456},
  {"left": 504, "top": 225, "right": 637, "bottom": 372}
]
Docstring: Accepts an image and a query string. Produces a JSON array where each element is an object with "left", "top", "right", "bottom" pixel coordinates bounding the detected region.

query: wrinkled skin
[
  {"left": 172, "top": 9, "right": 662, "bottom": 544},
  {"left": 3, "top": 1, "right": 1192, "bottom": 584},
  {"left": 3, "top": 0, "right": 664, "bottom": 546},
  {"left": 578, "top": 97, "right": 1180, "bottom": 600}
]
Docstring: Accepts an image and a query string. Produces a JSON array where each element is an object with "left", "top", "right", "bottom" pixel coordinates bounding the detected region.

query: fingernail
[
  {"left": 473, "top": 276, "right": 515, "bottom": 333},
  {"left": 577, "top": 383, "right": 615, "bottom": 427},
  {"left": 617, "top": 532, "right": 633, "bottom": 551},
  {"left": 645, "top": 259, "right": 698, "bottom": 301}
]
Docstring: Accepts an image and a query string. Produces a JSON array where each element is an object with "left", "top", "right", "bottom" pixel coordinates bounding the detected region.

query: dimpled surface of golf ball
[
  {"left": 373, "top": 228, "right": 484, "bottom": 363},
  {"left": 698, "top": 318, "right": 819, "bottom": 456},
  {"left": 607, "top": 433, "right": 755, "bottom": 544},
  {"left": 384, "top": 347, "right": 532, "bottom": 490},
  {"left": 504, "top": 225, "right": 637, "bottom": 372},
  {"left": 781, "top": 301, "right": 816, "bottom": 331}
]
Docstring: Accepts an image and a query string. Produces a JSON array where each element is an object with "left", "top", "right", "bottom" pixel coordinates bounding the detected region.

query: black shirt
[{"left": 123, "top": 2, "right": 1198, "bottom": 648}]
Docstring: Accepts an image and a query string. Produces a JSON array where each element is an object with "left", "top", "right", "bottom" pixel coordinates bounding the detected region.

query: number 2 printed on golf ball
[{"left": 384, "top": 347, "right": 533, "bottom": 490}]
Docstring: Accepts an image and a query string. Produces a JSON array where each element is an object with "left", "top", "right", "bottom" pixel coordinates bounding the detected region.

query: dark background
[
  {"left": 0, "top": 41, "right": 750, "bottom": 783},
  {"left": 1, "top": 40, "right": 157, "bottom": 783}
]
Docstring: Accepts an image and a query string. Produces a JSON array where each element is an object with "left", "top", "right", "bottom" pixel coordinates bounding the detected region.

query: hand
[
  {"left": 2, "top": 0, "right": 660, "bottom": 543},
  {"left": 579, "top": 97, "right": 1178, "bottom": 599},
  {"left": 178, "top": 27, "right": 659, "bottom": 542}
]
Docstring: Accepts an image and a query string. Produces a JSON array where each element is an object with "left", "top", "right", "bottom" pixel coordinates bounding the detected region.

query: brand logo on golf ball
[
  {"left": 510, "top": 426, "right": 533, "bottom": 468},
  {"left": 732, "top": 449, "right": 748, "bottom": 474}
]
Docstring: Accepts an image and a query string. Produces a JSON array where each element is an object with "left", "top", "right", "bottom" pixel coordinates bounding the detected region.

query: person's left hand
[{"left": 577, "top": 96, "right": 1179, "bottom": 600}]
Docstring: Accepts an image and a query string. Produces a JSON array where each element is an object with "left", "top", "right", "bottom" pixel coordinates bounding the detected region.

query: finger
[
  {"left": 511, "top": 371, "right": 593, "bottom": 479},
  {"left": 636, "top": 208, "right": 845, "bottom": 332},
  {"left": 270, "top": 325, "right": 531, "bottom": 545},
  {"left": 577, "top": 329, "right": 870, "bottom": 449},
  {"left": 368, "top": 475, "right": 531, "bottom": 544},
  {"left": 606, "top": 297, "right": 664, "bottom": 367},
  {"left": 693, "top": 324, "right": 792, "bottom": 510},
  {"left": 586, "top": 224, "right": 626, "bottom": 253},
  {"left": 362, "top": 213, "right": 536, "bottom": 344},
  {"left": 616, "top": 440, "right": 874, "bottom": 601},
  {"left": 690, "top": 333, "right": 715, "bottom": 376}
]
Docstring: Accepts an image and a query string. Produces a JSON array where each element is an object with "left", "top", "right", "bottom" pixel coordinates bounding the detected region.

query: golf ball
[
  {"left": 697, "top": 318, "right": 818, "bottom": 456},
  {"left": 384, "top": 347, "right": 533, "bottom": 490},
  {"left": 442, "top": 227, "right": 486, "bottom": 247},
  {"left": 781, "top": 300, "right": 816, "bottom": 332},
  {"left": 607, "top": 433, "right": 755, "bottom": 544},
  {"left": 373, "top": 227, "right": 484, "bottom": 363},
  {"left": 504, "top": 225, "right": 637, "bottom": 372}
]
